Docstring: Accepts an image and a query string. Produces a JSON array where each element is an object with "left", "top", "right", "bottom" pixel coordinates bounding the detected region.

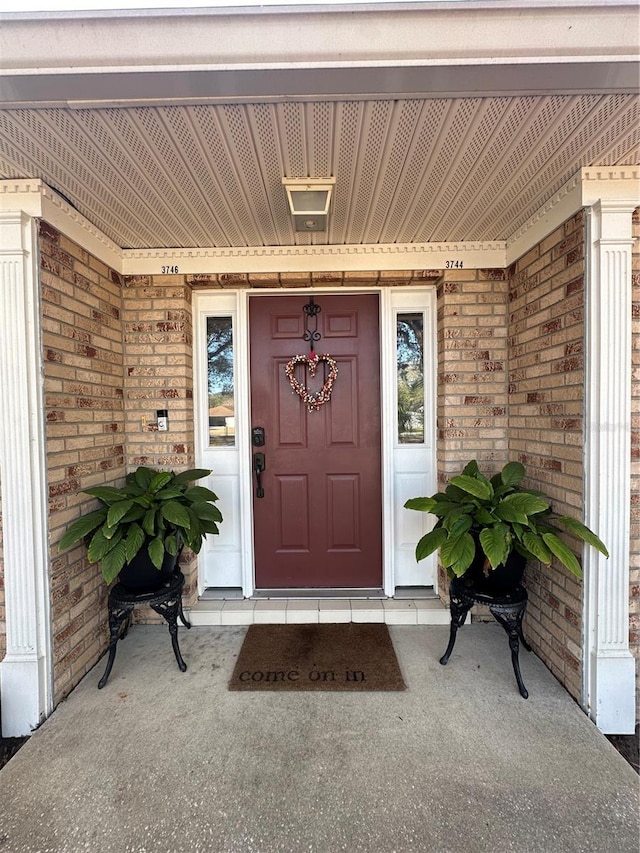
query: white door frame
[{"left": 194, "top": 286, "right": 437, "bottom": 598}]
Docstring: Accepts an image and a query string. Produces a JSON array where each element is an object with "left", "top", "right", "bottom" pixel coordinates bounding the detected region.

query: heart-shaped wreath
[{"left": 285, "top": 353, "right": 339, "bottom": 412}]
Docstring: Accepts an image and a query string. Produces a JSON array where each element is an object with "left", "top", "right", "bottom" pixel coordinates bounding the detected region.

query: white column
[
  {"left": 0, "top": 211, "right": 52, "bottom": 736},
  {"left": 583, "top": 200, "right": 636, "bottom": 734}
]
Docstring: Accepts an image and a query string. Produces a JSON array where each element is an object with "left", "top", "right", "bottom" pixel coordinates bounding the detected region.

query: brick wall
[
  {"left": 631, "top": 208, "right": 640, "bottom": 715},
  {"left": 122, "top": 275, "right": 197, "bottom": 609},
  {"left": 40, "top": 222, "right": 126, "bottom": 704},
  {"left": 507, "top": 211, "right": 586, "bottom": 702},
  {"left": 436, "top": 268, "right": 510, "bottom": 589}
]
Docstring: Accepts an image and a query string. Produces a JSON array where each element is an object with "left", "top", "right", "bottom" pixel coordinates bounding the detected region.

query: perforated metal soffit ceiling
[{"left": 0, "top": 95, "right": 638, "bottom": 249}]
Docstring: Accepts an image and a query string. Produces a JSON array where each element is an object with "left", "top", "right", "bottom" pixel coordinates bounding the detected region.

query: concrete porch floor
[{"left": 0, "top": 623, "right": 637, "bottom": 853}]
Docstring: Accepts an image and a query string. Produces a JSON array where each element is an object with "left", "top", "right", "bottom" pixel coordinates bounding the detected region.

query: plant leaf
[
  {"left": 415, "top": 527, "right": 448, "bottom": 562},
  {"left": 501, "top": 461, "right": 525, "bottom": 488},
  {"left": 404, "top": 497, "right": 437, "bottom": 513},
  {"left": 522, "top": 532, "right": 552, "bottom": 564},
  {"left": 106, "top": 499, "right": 134, "bottom": 528},
  {"left": 161, "top": 500, "right": 191, "bottom": 529},
  {"left": 123, "top": 523, "right": 146, "bottom": 563},
  {"left": 479, "top": 527, "right": 508, "bottom": 569},
  {"left": 495, "top": 492, "right": 549, "bottom": 523},
  {"left": 542, "top": 533, "right": 583, "bottom": 579},
  {"left": 445, "top": 484, "right": 470, "bottom": 502},
  {"left": 101, "top": 542, "right": 127, "bottom": 584},
  {"left": 556, "top": 517, "right": 609, "bottom": 557},
  {"left": 443, "top": 508, "right": 473, "bottom": 536},
  {"left": 134, "top": 466, "right": 155, "bottom": 490},
  {"left": 190, "top": 501, "right": 223, "bottom": 523},
  {"left": 172, "top": 468, "right": 211, "bottom": 485},
  {"left": 83, "top": 486, "right": 126, "bottom": 505},
  {"left": 474, "top": 507, "right": 495, "bottom": 526},
  {"left": 149, "top": 471, "right": 173, "bottom": 493},
  {"left": 147, "top": 537, "right": 165, "bottom": 570},
  {"left": 58, "top": 508, "right": 108, "bottom": 550},
  {"left": 427, "top": 500, "right": 460, "bottom": 518},
  {"left": 155, "top": 487, "right": 184, "bottom": 501},
  {"left": 184, "top": 486, "right": 219, "bottom": 503},
  {"left": 119, "top": 504, "right": 146, "bottom": 523},
  {"left": 449, "top": 474, "right": 493, "bottom": 501},
  {"left": 184, "top": 507, "right": 203, "bottom": 549},
  {"left": 142, "top": 508, "right": 157, "bottom": 536},
  {"left": 165, "top": 534, "right": 179, "bottom": 557},
  {"left": 101, "top": 521, "right": 118, "bottom": 540},
  {"left": 87, "top": 527, "right": 123, "bottom": 563},
  {"left": 441, "top": 532, "right": 475, "bottom": 576},
  {"left": 191, "top": 501, "right": 222, "bottom": 521}
]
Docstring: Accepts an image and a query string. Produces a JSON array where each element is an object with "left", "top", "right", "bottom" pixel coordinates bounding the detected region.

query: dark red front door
[{"left": 249, "top": 293, "right": 382, "bottom": 589}]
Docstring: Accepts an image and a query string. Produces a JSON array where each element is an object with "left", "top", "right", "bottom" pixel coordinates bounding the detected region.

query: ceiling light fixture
[{"left": 282, "top": 177, "right": 335, "bottom": 232}]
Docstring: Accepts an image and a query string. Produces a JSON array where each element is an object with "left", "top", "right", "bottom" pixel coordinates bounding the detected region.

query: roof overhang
[{"left": 2, "top": 2, "right": 639, "bottom": 109}]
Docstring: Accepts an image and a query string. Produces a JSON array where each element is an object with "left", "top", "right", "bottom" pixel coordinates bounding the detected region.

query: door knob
[{"left": 253, "top": 452, "right": 266, "bottom": 498}]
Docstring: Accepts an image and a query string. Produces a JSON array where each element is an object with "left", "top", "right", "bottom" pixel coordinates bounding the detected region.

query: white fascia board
[
  {"left": 121, "top": 242, "right": 506, "bottom": 275},
  {"left": 1, "top": 4, "right": 638, "bottom": 78},
  {"left": 2, "top": 61, "right": 637, "bottom": 110}
]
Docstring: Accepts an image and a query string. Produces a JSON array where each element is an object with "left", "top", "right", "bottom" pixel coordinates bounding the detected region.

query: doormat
[{"left": 228, "top": 623, "right": 406, "bottom": 691}]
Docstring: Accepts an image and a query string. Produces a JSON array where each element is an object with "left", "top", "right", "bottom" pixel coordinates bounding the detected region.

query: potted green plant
[
  {"left": 59, "top": 466, "right": 223, "bottom": 589},
  {"left": 404, "top": 460, "right": 607, "bottom": 596}
]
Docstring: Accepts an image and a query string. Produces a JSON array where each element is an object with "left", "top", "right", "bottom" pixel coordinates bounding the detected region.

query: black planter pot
[
  {"left": 117, "top": 543, "right": 181, "bottom": 591},
  {"left": 460, "top": 546, "right": 526, "bottom": 597}
]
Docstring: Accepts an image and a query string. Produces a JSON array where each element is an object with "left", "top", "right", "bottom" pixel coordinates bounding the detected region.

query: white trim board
[
  {"left": 0, "top": 212, "right": 53, "bottom": 737},
  {"left": 582, "top": 200, "right": 636, "bottom": 734},
  {"left": 3, "top": 170, "right": 637, "bottom": 276}
]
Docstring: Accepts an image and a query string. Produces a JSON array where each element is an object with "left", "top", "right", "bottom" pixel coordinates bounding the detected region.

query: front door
[{"left": 249, "top": 293, "right": 382, "bottom": 589}]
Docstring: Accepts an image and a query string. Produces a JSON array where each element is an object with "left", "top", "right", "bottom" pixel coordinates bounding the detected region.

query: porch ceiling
[{"left": 0, "top": 4, "right": 638, "bottom": 252}]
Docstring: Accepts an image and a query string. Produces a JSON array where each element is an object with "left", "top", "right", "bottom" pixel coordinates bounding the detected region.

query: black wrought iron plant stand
[
  {"left": 440, "top": 576, "right": 532, "bottom": 698},
  {"left": 98, "top": 570, "right": 191, "bottom": 688}
]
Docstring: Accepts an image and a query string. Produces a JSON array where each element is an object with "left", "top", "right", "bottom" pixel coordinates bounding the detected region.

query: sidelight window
[
  {"left": 207, "top": 316, "right": 235, "bottom": 447},
  {"left": 396, "top": 312, "right": 425, "bottom": 444}
]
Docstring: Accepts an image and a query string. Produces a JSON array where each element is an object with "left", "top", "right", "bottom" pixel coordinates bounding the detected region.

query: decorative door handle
[{"left": 253, "top": 452, "right": 266, "bottom": 499}]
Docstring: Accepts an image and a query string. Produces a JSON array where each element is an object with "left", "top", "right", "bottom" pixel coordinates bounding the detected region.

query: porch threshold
[
  {"left": 251, "top": 587, "right": 386, "bottom": 599},
  {"left": 187, "top": 596, "right": 451, "bottom": 626}
]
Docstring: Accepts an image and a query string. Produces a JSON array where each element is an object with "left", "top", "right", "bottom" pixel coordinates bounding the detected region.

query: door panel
[
  {"left": 277, "top": 475, "right": 310, "bottom": 550},
  {"left": 327, "top": 474, "right": 360, "bottom": 550},
  {"left": 250, "top": 293, "right": 381, "bottom": 589}
]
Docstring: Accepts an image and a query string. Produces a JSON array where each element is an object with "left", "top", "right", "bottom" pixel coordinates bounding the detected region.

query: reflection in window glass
[
  {"left": 397, "top": 313, "right": 424, "bottom": 444},
  {"left": 207, "top": 316, "right": 235, "bottom": 447}
]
